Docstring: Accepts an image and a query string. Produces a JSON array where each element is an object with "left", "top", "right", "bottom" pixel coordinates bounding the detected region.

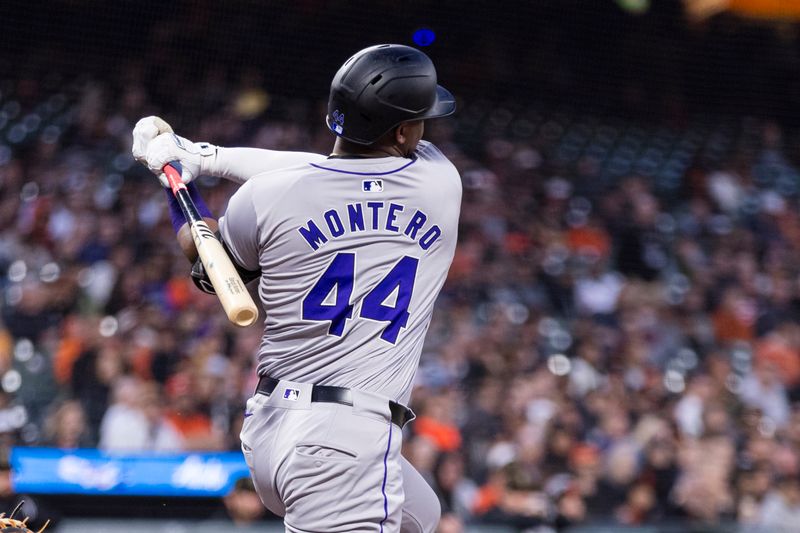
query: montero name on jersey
[{"left": 298, "top": 201, "right": 442, "bottom": 252}]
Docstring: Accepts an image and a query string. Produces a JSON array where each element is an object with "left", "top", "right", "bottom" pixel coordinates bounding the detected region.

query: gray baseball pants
[{"left": 240, "top": 379, "right": 440, "bottom": 532}]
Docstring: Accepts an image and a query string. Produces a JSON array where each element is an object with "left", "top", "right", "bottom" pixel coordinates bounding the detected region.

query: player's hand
[
  {"left": 145, "top": 132, "right": 218, "bottom": 187},
  {"left": 132, "top": 116, "right": 173, "bottom": 166}
]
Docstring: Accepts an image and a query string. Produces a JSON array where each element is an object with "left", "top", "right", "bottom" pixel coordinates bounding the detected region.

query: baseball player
[{"left": 133, "top": 44, "right": 460, "bottom": 532}]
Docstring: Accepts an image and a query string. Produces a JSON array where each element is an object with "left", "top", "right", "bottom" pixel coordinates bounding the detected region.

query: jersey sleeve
[
  {"left": 439, "top": 163, "right": 462, "bottom": 255},
  {"left": 218, "top": 179, "right": 261, "bottom": 271},
  {"left": 413, "top": 140, "right": 450, "bottom": 163},
  {"left": 210, "top": 147, "right": 326, "bottom": 184},
  {"left": 416, "top": 140, "right": 463, "bottom": 204},
  {"left": 423, "top": 142, "right": 462, "bottom": 255}
]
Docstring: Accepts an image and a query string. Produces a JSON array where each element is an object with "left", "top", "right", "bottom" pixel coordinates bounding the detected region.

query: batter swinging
[{"left": 133, "top": 44, "right": 460, "bottom": 532}]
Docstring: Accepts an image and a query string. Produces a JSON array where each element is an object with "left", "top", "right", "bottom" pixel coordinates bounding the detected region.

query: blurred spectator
[
  {"left": 433, "top": 452, "right": 477, "bottom": 521},
  {"left": 413, "top": 394, "right": 462, "bottom": 453},
  {"left": 42, "top": 400, "right": 91, "bottom": 449},
  {"left": 755, "top": 474, "right": 800, "bottom": 532},
  {"left": 739, "top": 363, "right": 791, "bottom": 428},
  {"left": 164, "top": 373, "right": 225, "bottom": 451},
  {"left": 99, "top": 377, "right": 182, "bottom": 451},
  {"left": 223, "top": 477, "right": 266, "bottom": 526}
]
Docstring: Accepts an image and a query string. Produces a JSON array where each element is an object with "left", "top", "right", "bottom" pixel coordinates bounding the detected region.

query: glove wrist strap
[{"left": 197, "top": 142, "right": 218, "bottom": 177}]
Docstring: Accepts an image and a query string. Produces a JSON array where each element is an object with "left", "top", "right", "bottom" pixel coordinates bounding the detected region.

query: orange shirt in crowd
[
  {"left": 414, "top": 416, "right": 462, "bottom": 452},
  {"left": 756, "top": 337, "right": 800, "bottom": 387},
  {"left": 166, "top": 411, "right": 213, "bottom": 440},
  {"left": 712, "top": 309, "right": 755, "bottom": 343},
  {"left": 566, "top": 225, "right": 610, "bottom": 258},
  {"left": 472, "top": 484, "right": 502, "bottom": 515},
  {"left": 54, "top": 321, "right": 84, "bottom": 384}
]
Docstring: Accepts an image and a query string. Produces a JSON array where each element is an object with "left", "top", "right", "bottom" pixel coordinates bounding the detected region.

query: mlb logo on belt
[
  {"left": 283, "top": 388, "right": 300, "bottom": 401},
  {"left": 363, "top": 179, "right": 383, "bottom": 192}
]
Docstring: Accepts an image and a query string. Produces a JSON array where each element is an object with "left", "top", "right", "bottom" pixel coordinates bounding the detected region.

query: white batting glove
[
  {"left": 145, "top": 132, "right": 218, "bottom": 187},
  {"left": 132, "top": 116, "right": 173, "bottom": 165}
]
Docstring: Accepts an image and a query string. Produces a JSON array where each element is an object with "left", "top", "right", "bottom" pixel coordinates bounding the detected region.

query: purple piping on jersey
[
  {"left": 309, "top": 159, "right": 417, "bottom": 176},
  {"left": 379, "top": 421, "right": 393, "bottom": 533}
]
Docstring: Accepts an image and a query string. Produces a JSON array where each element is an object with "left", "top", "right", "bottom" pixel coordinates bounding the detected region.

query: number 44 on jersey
[{"left": 302, "top": 253, "right": 419, "bottom": 344}]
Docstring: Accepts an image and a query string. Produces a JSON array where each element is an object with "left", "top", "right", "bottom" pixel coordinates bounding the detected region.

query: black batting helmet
[{"left": 326, "top": 44, "right": 456, "bottom": 145}]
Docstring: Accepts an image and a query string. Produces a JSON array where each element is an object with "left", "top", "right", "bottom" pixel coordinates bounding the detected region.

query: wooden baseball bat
[{"left": 163, "top": 163, "right": 259, "bottom": 327}]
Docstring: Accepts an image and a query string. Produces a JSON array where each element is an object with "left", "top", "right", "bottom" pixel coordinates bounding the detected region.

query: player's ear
[
  {"left": 394, "top": 124, "right": 406, "bottom": 145},
  {"left": 396, "top": 121, "right": 424, "bottom": 144}
]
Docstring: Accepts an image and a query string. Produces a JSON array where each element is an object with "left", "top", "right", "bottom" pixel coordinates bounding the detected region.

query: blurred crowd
[{"left": 3, "top": 30, "right": 800, "bottom": 533}]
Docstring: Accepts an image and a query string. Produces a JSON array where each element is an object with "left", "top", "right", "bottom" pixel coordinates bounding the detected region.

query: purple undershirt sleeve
[{"left": 164, "top": 182, "right": 214, "bottom": 233}]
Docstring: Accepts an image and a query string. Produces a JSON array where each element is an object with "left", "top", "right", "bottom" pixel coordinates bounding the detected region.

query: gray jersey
[{"left": 219, "top": 141, "right": 461, "bottom": 404}]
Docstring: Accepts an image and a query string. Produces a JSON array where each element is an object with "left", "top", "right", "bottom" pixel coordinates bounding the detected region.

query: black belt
[{"left": 256, "top": 376, "right": 415, "bottom": 428}]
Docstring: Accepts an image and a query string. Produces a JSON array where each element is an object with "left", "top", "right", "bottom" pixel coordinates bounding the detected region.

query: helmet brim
[{"left": 423, "top": 84, "right": 456, "bottom": 119}]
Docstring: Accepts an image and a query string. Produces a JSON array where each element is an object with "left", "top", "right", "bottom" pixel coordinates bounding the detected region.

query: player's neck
[{"left": 330, "top": 137, "right": 406, "bottom": 159}]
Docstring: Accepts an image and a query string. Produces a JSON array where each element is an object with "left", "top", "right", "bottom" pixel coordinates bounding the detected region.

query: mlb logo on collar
[
  {"left": 363, "top": 179, "right": 383, "bottom": 192},
  {"left": 283, "top": 388, "right": 300, "bottom": 401}
]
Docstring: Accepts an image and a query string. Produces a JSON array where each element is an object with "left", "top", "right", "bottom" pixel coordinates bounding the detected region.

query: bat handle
[
  {"left": 163, "top": 162, "right": 186, "bottom": 195},
  {"left": 161, "top": 161, "right": 259, "bottom": 327}
]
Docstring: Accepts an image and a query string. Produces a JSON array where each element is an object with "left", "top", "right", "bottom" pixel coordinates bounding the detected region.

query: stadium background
[{"left": 2, "top": 0, "right": 800, "bottom": 531}]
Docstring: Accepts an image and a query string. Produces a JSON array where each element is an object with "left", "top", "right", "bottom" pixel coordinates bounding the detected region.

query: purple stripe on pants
[{"left": 379, "top": 421, "right": 393, "bottom": 532}]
